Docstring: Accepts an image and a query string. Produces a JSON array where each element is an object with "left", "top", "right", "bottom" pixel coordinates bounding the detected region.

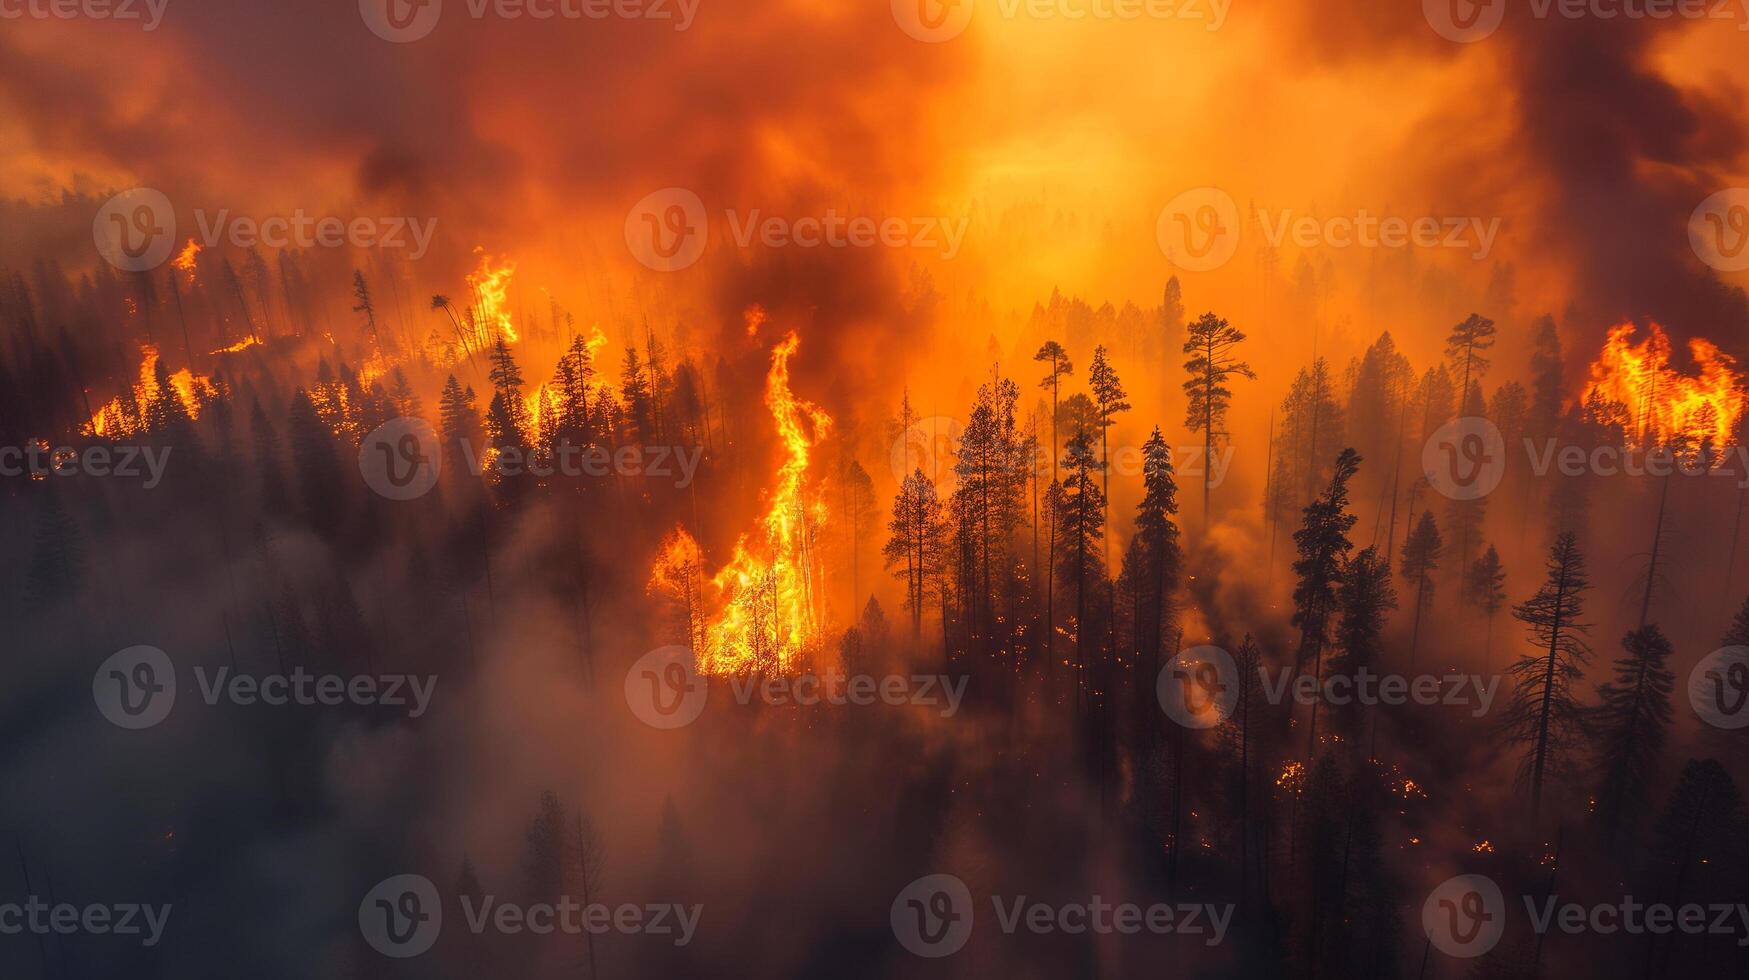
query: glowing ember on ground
[{"left": 653, "top": 330, "right": 831, "bottom": 674}]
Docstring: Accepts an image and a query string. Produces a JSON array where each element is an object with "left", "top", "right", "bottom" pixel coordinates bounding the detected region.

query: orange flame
[
  {"left": 652, "top": 330, "right": 832, "bottom": 674},
  {"left": 172, "top": 239, "right": 201, "bottom": 281},
  {"left": 468, "top": 252, "right": 520, "bottom": 344},
  {"left": 85, "top": 345, "right": 208, "bottom": 437},
  {"left": 1582, "top": 322, "right": 1745, "bottom": 451}
]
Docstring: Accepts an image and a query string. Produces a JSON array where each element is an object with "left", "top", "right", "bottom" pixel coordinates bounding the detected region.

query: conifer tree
[
  {"left": 1590, "top": 624, "right": 1675, "bottom": 845},
  {"left": 1292, "top": 448, "right": 1361, "bottom": 757},
  {"left": 1400, "top": 511, "right": 1443, "bottom": 669},
  {"left": 1467, "top": 545, "right": 1508, "bottom": 669},
  {"left": 1181, "top": 311, "right": 1255, "bottom": 528},
  {"left": 1504, "top": 532, "right": 1592, "bottom": 817}
]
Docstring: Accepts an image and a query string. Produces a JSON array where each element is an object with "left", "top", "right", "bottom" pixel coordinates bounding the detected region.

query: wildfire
[
  {"left": 209, "top": 336, "right": 260, "bottom": 356},
  {"left": 652, "top": 331, "right": 832, "bottom": 674},
  {"left": 172, "top": 239, "right": 202, "bottom": 280},
  {"left": 85, "top": 345, "right": 210, "bottom": 437},
  {"left": 1582, "top": 322, "right": 1745, "bottom": 451},
  {"left": 468, "top": 252, "right": 520, "bottom": 344}
]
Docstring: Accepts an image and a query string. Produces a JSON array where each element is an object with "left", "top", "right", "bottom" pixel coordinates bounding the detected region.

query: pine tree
[
  {"left": 883, "top": 468, "right": 947, "bottom": 640},
  {"left": 287, "top": 387, "right": 343, "bottom": 532},
  {"left": 1644, "top": 760, "right": 1747, "bottom": 975},
  {"left": 1330, "top": 545, "right": 1396, "bottom": 743},
  {"left": 1467, "top": 545, "right": 1508, "bottom": 670},
  {"left": 620, "top": 345, "right": 653, "bottom": 441},
  {"left": 438, "top": 376, "right": 482, "bottom": 472},
  {"left": 1088, "top": 345, "right": 1131, "bottom": 524},
  {"left": 1590, "top": 625, "right": 1675, "bottom": 845},
  {"left": 523, "top": 790, "right": 570, "bottom": 905},
  {"left": 1034, "top": 341, "right": 1073, "bottom": 660},
  {"left": 351, "top": 269, "right": 379, "bottom": 343},
  {"left": 27, "top": 489, "right": 84, "bottom": 602},
  {"left": 1181, "top": 311, "right": 1255, "bottom": 529},
  {"left": 1400, "top": 511, "right": 1444, "bottom": 670},
  {"left": 1122, "top": 428, "right": 1181, "bottom": 745},
  {"left": 1292, "top": 448, "right": 1362, "bottom": 758},
  {"left": 1050, "top": 425, "right": 1107, "bottom": 696},
  {"left": 1504, "top": 532, "right": 1592, "bottom": 817}
]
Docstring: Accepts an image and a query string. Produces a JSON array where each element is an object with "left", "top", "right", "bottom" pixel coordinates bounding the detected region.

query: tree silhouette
[
  {"left": 1504, "top": 532, "right": 1592, "bottom": 818},
  {"left": 1399, "top": 511, "right": 1444, "bottom": 670},
  {"left": 1292, "top": 448, "right": 1361, "bottom": 759},
  {"left": 1589, "top": 624, "right": 1675, "bottom": 846},
  {"left": 1466, "top": 544, "right": 1508, "bottom": 670},
  {"left": 1181, "top": 311, "right": 1255, "bottom": 529}
]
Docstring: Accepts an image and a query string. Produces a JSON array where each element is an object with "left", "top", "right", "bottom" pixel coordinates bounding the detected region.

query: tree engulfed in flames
[
  {"left": 1582, "top": 322, "right": 1746, "bottom": 451},
  {"left": 468, "top": 252, "right": 520, "bottom": 344},
  {"left": 652, "top": 331, "right": 832, "bottom": 675},
  {"left": 85, "top": 345, "right": 212, "bottom": 437}
]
